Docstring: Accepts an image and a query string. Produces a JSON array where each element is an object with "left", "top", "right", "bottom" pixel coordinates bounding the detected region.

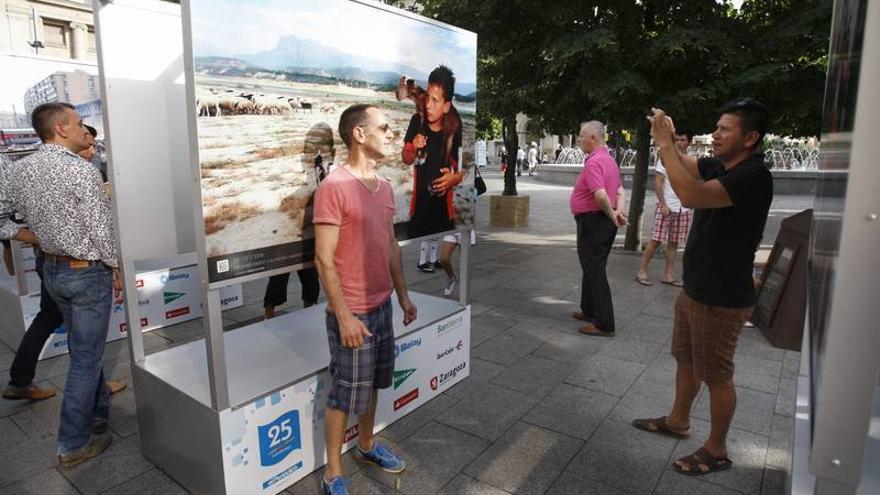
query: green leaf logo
[
  {"left": 393, "top": 369, "right": 416, "bottom": 390},
  {"left": 163, "top": 292, "right": 186, "bottom": 305}
]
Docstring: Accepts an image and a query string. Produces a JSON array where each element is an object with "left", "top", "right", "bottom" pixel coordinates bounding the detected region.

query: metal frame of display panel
[
  {"left": 95, "top": 2, "right": 476, "bottom": 491},
  {"left": 805, "top": 1, "right": 880, "bottom": 493}
]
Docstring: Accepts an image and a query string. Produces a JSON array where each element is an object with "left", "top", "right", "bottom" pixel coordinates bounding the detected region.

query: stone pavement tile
[
  {"left": 617, "top": 313, "right": 673, "bottom": 344},
  {"left": 775, "top": 377, "right": 796, "bottom": 417},
  {"left": 469, "top": 302, "right": 493, "bottom": 317},
  {"left": 735, "top": 353, "right": 783, "bottom": 378},
  {"left": 735, "top": 370, "right": 780, "bottom": 395},
  {"left": 107, "top": 388, "right": 139, "bottom": 438},
  {"left": 694, "top": 386, "right": 776, "bottom": 437},
  {"left": 0, "top": 468, "right": 79, "bottom": 495},
  {"left": 32, "top": 355, "right": 70, "bottom": 383},
  {"left": 439, "top": 474, "right": 510, "bottom": 494},
  {"left": 564, "top": 355, "right": 646, "bottom": 397},
  {"left": 463, "top": 422, "right": 582, "bottom": 495},
  {"left": 470, "top": 313, "right": 518, "bottom": 347},
  {"left": 640, "top": 353, "right": 678, "bottom": 388},
  {"left": 436, "top": 382, "right": 538, "bottom": 441},
  {"left": 0, "top": 435, "right": 57, "bottom": 488},
  {"left": 640, "top": 298, "right": 675, "bottom": 320},
  {"left": 360, "top": 421, "right": 488, "bottom": 495},
  {"left": 472, "top": 287, "right": 529, "bottom": 308},
  {"left": 101, "top": 468, "right": 186, "bottom": 495},
  {"left": 596, "top": 336, "right": 666, "bottom": 365},
  {"left": 762, "top": 468, "right": 787, "bottom": 495},
  {"left": 10, "top": 393, "right": 61, "bottom": 441},
  {"left": 608, "top": 378, "right": 676, "bottom": 425},
  {"left": 523, "top": 383, "right": 618, "bottom": 440},
  {"left": 781, "top": 351, "right": 801, "bottom": 381},
  {"left": 60, "top": 434, "right": 154, "bottom": 495},
  {"left": 565, "top": 419, "right": 677, "bottom": 494},
  {"left": 545, "top": 471, "right": 631, "bottom": 495},
  {"left": 671, "top": 419, "right": 769, "bottom": 495},
  {"left": 381, "top": 393, "right": 460, "bottom": 444},
  {"left": 736, "top": 330, "right": 785, "bottom": 362},
  {"left": 241, "top": 278, "right": 267, "bottom": 305},
  {"left": 0, "top": 348, "right": 13, "bottom": 374},
  {"left": 652, "top": 470, "right": 743, "bottom": 495},
  {"left": 489, "top": 355, "right": 576, "bottom": 399},
  {"left": 222, "top": 302, "right": 267, "bottom": 323},
  {"left": 0, "top": 418, "right": 26, "bottom": 450},
  {"left": 532, "top": 330, "right": 608, "bottom": 364},
  {"left": 152, "top": 318, "right": 205, "bottom": 344},
  {"left": 471, "top": 330, "right": 544, "bottom": 367},
  {"left": 767, "top": 414, "right": 793, "bottom": 471},
  {"left": 445, "top": 358, "right": 508, "bottom": 400}
]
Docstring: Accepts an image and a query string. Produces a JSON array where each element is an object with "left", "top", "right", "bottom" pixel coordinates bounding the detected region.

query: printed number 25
[{"left": 268, "top": 419, "right": 293, "bottom": 448}]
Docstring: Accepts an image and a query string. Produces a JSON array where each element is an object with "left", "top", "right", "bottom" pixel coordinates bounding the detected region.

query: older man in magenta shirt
[{"left": 570, "top": 121, "right": 627, "bottom": 337}]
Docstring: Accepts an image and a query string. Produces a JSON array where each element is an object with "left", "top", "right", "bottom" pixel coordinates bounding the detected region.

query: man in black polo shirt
[{"left": 633, "top": 98, "right": 773, "bottom": 476}]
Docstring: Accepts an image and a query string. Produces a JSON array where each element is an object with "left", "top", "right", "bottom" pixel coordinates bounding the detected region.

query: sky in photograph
[{"left": 189, "top": 0, "right": 477, "bottom": 85}]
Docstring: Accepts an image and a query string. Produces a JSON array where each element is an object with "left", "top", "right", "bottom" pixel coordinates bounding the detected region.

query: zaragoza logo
[
  {"left": 163, "top": 291, "right": 186, "bottom": 305},
  {"left": 393, "top": 369, "right": 416, "bottom": 390}
]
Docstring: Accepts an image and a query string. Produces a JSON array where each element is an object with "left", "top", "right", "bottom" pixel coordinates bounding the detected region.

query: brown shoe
[
  {"left": 2, "top": 383, "right": 56, "bottom": 401},
  {"left": 106, "top": 380, "right": 127, "bottom": 395},
  {"left": 578, "top": 323, "right": 614, "bottom": 337},
  {"left": 571, "top": 311, "right": 590, "bottom": 322},
  {"left": 58, "top": 433, "right": 112, "bottom": 468}
]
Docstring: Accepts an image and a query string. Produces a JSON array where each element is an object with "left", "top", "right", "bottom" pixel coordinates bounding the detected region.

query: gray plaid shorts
[{"left": 325, "top": 299, "right": 395, "bottom": 415}]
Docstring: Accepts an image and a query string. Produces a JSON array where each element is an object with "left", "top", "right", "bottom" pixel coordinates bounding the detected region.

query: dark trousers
[
  {"left": 263, "top": 267, "right": 321, "bottom": 308},
  {"left": 576, "top": 213, "right": 617, "bottom": 333},
  {"left": 9, "top": 253, "right": 63, "bottom": 387}
]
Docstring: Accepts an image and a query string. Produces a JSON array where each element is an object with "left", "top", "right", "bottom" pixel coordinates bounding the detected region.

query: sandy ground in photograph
[{"left": 196, "top": 76, "right": 475, "bottom": 258}]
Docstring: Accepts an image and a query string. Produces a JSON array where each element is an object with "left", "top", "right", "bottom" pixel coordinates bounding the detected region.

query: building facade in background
[{"left": 0, "top": 0, "right": 97, "bottom": 61}]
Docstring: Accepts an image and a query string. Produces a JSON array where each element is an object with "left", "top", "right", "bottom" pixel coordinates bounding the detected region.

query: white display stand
[
  {"left": 94, "top": 1, "right": 475, "bottom": 494},
  {"left": 137, "top": 294, "right": 470, "bottom": 493},
  {"left": 0, "top": 242, "right": 243, "bottom": 360}
]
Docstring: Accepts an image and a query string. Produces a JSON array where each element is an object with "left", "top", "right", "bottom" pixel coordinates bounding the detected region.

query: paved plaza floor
[{"left": 0, "top": 172, "right": 802, "bottom": 494}]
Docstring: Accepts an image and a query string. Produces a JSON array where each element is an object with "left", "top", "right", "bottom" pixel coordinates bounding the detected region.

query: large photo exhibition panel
[{"left": 184, "top": 0, "right": 477, "bottom": 283}]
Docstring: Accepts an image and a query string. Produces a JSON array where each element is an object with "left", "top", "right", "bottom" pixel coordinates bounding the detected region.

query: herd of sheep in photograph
[{"left": 195, "top": 87, "right": 334, "bottom": 116}]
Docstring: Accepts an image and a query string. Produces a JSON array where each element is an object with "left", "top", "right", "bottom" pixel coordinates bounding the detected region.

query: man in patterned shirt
[{"left": 0, "top": 102, "right": 121, "bottom": 468}]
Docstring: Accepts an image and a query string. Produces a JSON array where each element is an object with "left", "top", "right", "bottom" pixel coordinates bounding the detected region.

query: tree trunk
[
  {"left": 502, "top": 113, "right": 518, "bottom": 196},
  {"left": 624, "top": 122, "right": 651, "bottom": 251}
]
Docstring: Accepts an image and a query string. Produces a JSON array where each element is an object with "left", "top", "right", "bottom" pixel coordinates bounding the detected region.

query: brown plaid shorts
[{"left": 671, "top": 291, "right": 753, "bottom": 384}]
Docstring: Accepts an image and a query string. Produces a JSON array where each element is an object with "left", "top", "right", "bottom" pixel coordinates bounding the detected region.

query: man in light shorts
[
  {"left": 314, "top": 104, "right": 418, "bottom": 495},
  {"left": 636, "top": 131, "right": 694, "bottom": 286}
]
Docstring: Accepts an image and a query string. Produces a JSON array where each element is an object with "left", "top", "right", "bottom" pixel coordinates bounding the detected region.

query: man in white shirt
[
  {"left": 527, "top": 142, "right": 538, "bottom": 176},
  {"left": 636, "top": 132, "right": 694, "bottom": 286}
]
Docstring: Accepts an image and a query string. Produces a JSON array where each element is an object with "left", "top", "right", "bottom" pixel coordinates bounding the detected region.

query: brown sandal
[
  {"left": 631, "top": 416, "right": 691, "bottom": 439},
  {"left": 674, "top": 447, "right": 733, "bottom": 476}
]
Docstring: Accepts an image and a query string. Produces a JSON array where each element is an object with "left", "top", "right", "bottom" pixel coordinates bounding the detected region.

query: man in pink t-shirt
[
  {"left": 570, "top": 121, "right": 627, "bottom": 337},
  {"left": 313, "top": 104, "right": 417, "bottom": 495}
]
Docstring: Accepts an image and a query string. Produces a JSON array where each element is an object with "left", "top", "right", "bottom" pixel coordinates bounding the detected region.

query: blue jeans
[{"left": 42, "top": 258, "right": 113, "bottom": 454}]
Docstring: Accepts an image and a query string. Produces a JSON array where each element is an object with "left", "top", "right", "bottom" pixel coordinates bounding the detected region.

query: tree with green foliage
[{"left": 418, "top": 0, "right": 830, "bottom": 245}]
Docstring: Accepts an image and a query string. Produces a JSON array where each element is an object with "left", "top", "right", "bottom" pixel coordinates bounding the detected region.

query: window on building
[{"left": 43, "top": 21, "right": 68, "bottom": 47}]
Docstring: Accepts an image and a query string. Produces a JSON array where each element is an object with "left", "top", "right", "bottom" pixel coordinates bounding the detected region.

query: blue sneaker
[
  {"left": 353, "top": 442, "right": 406, "bottom": 473},
  {"left": 322, "top": 476, "right": 349, "bottom": 495}
]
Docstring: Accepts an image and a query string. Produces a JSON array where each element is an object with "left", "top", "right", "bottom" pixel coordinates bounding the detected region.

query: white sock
[
  {"left": 429, "top": 240, "right": 438, "bottom": 263},
  {"left": 419, "top": 241, "right": 428, "bottom": 265}
]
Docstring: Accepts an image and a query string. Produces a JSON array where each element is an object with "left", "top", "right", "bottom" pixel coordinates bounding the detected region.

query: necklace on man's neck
[{"left": 342, "top": 163, "right": 380, "bottom": 192}]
